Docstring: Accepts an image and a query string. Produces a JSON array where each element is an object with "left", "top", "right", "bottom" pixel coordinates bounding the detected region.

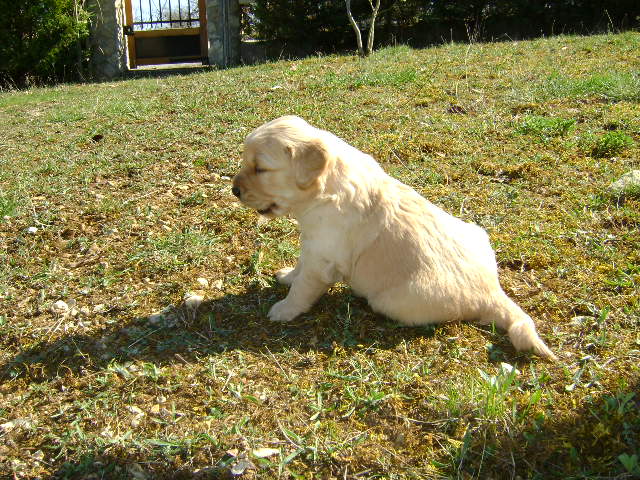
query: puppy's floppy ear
[{"left": 288, "top": 139, "right": 329, "bottom": 189}]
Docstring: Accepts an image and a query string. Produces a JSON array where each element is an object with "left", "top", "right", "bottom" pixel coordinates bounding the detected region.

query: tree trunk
[
  {"left": 345, "top": 0, "right": 364, "bottom": 57},
  {"left": 365, "top": 0, "right": 381, "bottom": 55}
]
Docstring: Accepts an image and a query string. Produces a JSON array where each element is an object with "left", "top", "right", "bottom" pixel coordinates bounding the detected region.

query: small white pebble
[
  {"left": 184, "top": 294, "right": 203, "bottom": 311},
  {"left": 32, "top": 450, "right": 45, "bottom": 462},
  {"left": 570, "top": 315, "right": 592, "bottom": 326},
  {"left": 148, "top": 314, "right": 165, "bottom": 325},
  {"left": 93, "top": 304, "right": 106, "bottom": 313},
  {"left": 127, "top": 405, "right": 145, "bottom": 416},
  {"left": 0, "top": 417, "right": 33, "bottom": 433},
  {"left": 27, "top": 226, "right": 38, "bottom": 234},
  {"left": 500, "top": 362, "right": 519, "bottom": 376},
  {"left": 252, "top": 447, "right": 280, "bottom": 458},
  {"left": 51, "top": 300, "right": 70, "bottom": 315},
  {"left": 196, "top": 277, "right": 209, "bottom": 288}
]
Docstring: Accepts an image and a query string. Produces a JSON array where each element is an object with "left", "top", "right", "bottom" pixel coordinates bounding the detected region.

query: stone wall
[
  {"left": 207, "top": 0, "right": 241, "bottom": 67},
  {"left": 86, "top": 0, "right": 128, "bottom": 79}
]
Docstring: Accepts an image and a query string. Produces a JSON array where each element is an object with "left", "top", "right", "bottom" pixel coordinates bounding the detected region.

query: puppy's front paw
[
  {"left": 275, "top": 267, "right": 296, "bottom": 286},
  {"left": 268, "top": 299, "right": 302, "bottom": 323}
]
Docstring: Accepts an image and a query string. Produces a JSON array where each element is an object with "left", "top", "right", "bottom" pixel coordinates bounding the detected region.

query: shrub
[
  {"left": 0, "top": 0, "right": 90, "bottom": 87},
  {"left": 248, "top": 0, "right": 640, "bottom": 53},
  {"left": 251, "top": 0, "right": 352, "bottom": 50},
  {"left": 517, "top": 115, "right": 576, "bottom": 140},
  {"left": 591, "top": 131, "right": 635, "bottom": 158}
]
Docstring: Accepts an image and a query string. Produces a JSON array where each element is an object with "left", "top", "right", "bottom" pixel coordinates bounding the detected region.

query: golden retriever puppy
[{"left": 232, "top": 115, "right": 557, "bottom": 361}]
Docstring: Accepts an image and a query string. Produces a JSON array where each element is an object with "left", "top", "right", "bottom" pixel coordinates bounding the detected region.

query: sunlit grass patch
[
  {"left": 0, "top": 192, "right": 19, "bottom": 219},
  {"left": 517, "top": 114, "right": 576, "bottom": 140},
  {"left": 321, "top": 68, "right": 419, "bottom": 90},
  {"left": 540, "top": 71, "right": 640, "bottom": 102},
  {"left": 130, "top": 229, "right": 221, "bottom": 275},
  {"left": 0, "top": 32, "right": 639, "bottom": 479}
]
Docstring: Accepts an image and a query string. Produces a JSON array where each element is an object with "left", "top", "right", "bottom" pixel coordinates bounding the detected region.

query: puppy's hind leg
[{"left": 480, "top": 293, "right": 558, "bottom": 362}]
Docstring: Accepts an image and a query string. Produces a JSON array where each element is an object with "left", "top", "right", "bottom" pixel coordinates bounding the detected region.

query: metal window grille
[{"left": 133, "top": 0, "right": 200, "bottom": 30}]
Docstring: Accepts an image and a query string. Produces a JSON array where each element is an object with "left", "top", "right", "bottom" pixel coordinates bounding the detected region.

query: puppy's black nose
[{"left": 231, "top": 186, "right": 241, "bottom": 198}]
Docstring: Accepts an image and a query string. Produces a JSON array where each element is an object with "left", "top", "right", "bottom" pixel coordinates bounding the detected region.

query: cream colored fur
[{"left": 232, "top": 115, "right": 557, "bottom": 361}]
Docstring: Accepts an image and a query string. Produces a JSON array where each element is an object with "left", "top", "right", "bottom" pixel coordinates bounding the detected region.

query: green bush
[
  {"left": 248, "top": 0, "right": 640, "bottom": 53},
  {"left": 591, "top": 131, "right": 635, "bottom": 158},
  {"left": 0, "top": 0, "right": 90, "bottom": 87},
  {"left": 251, "top": 0, "right": 351, "bottom": 49},
  {"left": 518, "top": 115, "right": 576, "bottom": 140}
]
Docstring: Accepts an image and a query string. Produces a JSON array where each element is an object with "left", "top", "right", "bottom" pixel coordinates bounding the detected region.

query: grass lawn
[{"left": 1, "top": 32, "right": 639, "bottom": 479}]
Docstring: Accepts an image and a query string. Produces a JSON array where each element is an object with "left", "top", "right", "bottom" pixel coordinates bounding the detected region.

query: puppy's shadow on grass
[{"left": 0, "top": 284, "right": 473, "bottom": 382}]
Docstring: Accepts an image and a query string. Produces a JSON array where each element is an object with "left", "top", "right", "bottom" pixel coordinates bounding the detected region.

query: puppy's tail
[{"left": 483, "top": 295, "right": 558, "bottom": 362}]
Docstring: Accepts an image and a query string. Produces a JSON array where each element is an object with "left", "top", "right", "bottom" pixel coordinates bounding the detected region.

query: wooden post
[
  {"left": 198, "top": 0, "right": 209, "bottom": 64},
  {"left": 123, "top": 0, "right": 137, "bottom": 68}
]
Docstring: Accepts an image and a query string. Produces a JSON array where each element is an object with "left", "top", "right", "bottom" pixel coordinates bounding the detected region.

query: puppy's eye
[{"left": 255, "top": 166, "right": 266, "bottom": 174}]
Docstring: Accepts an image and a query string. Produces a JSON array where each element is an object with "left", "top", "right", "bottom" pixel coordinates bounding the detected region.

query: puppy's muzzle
[{"left": 231, "top": 174, "right": 243, "bottom": 198}]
